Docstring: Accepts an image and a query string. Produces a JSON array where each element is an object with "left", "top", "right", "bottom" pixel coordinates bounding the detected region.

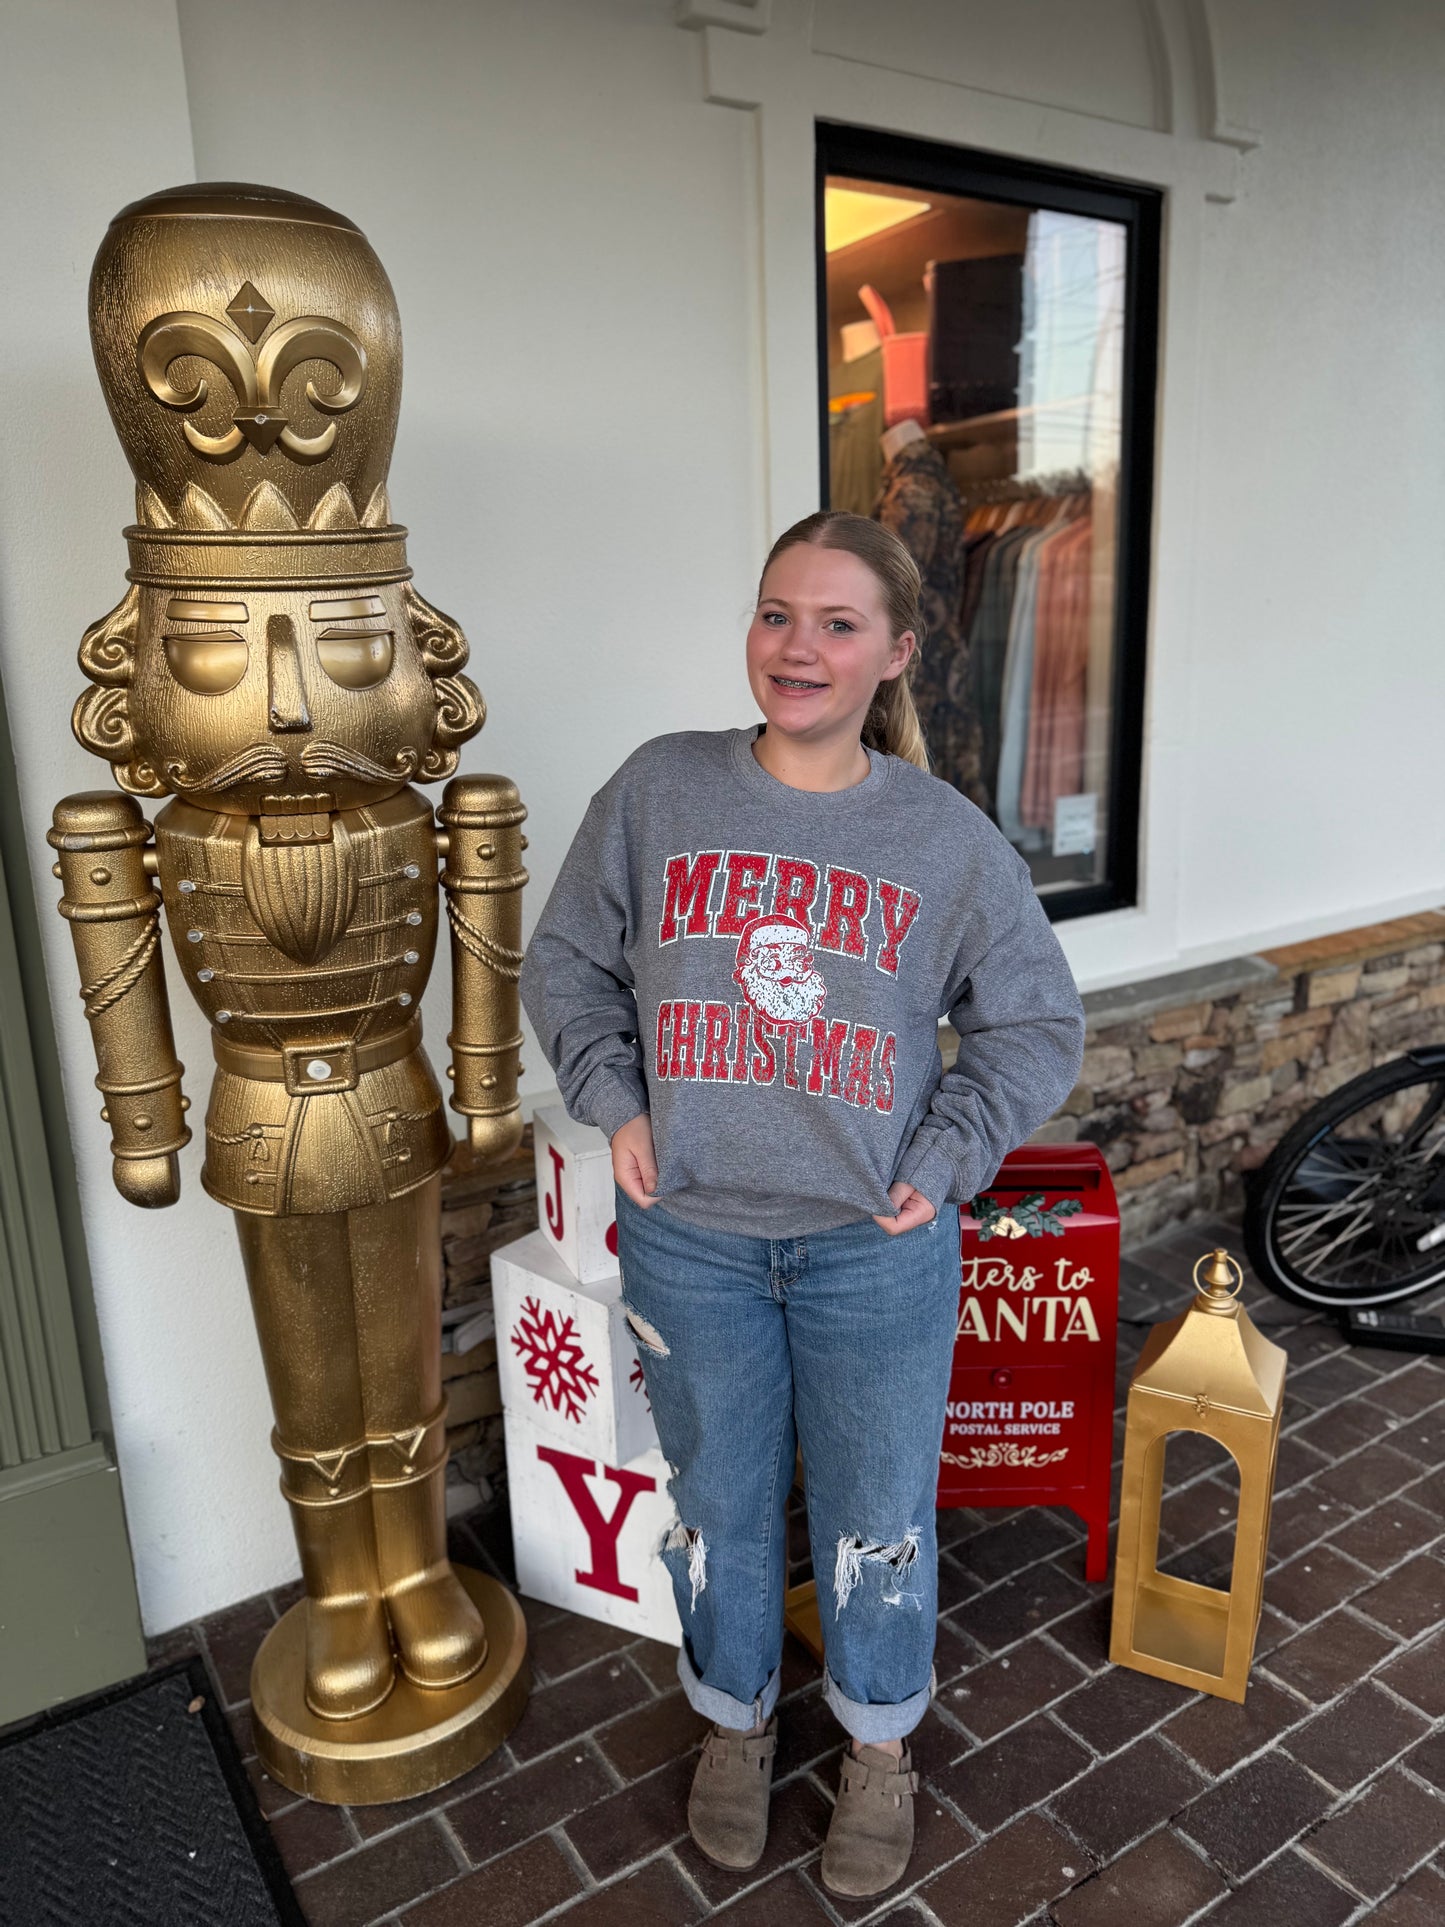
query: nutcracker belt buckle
[{"left": 282, "top": 1041, "right": 358, "bottom": 1096}]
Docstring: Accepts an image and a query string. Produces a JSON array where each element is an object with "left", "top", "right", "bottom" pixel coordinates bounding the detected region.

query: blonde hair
[{"left": 757, "top": 511, "right": 930, "bottom": 771}]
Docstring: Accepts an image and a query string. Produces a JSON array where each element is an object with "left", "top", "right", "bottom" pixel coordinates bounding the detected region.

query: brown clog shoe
[
  {"left": 687, "top": 1715, "right": 778, "bottom": 1871},
  {"left": 820, "top": 1741, "right": 920, "bottom": 1897}
]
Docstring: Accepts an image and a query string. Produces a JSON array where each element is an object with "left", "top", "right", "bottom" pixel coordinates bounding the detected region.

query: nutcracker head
[{"left": 74, "top": 183, "right": 482, "bottom": 814}]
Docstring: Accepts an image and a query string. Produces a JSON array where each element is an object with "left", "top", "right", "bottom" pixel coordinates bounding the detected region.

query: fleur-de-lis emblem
[{"left": 137, "top": 281, "right": 366, "bottom": 465}]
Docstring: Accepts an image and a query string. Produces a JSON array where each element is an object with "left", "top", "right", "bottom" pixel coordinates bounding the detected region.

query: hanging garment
[
  {"left": 873, "top": 439, "right": 989, "bottom": 810},
  {"left": 1021, "top": 514, "right": 1092, "bottom": 833},
  {"left": 993, "top": 524, "right": 1051, "bottom": 850},
  {"left": 967, "top": 525, "right": 1034, "bottom": 808},
  {"left": 959, "top": 529, "right": 996, "bottom": 646}
]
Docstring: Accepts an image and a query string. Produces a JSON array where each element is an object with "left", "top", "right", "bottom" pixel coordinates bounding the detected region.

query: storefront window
[{"left": 818, "top": 125, "right": 1159, "bottom": 918}]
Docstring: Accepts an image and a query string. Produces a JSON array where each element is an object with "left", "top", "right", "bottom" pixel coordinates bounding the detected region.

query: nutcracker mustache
[
  {"left": 299, "top": 741, "right": 420, "bottom": 782},
  {"left": 165, "top": 743, "right": 289, "bottom": 790},
  {"left": 166, "top": 740, "right": 419, "bottom": 791}
]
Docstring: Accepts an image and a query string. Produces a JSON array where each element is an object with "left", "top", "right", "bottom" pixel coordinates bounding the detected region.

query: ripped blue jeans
[{"left": 613, "top": 1182, "right": 962, "bottom": 1744}]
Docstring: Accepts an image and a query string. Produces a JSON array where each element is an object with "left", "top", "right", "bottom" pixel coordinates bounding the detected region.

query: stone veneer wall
[{"left": 1013, "top": 910, "right": 1445, "bottom": 1243}]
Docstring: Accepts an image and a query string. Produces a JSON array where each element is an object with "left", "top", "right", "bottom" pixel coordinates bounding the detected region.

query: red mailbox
[{"left": 937, "top": 1143, "right": 1119, "bottom": 1582}]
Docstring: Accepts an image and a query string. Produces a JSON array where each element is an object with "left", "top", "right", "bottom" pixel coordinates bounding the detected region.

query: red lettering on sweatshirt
[
  {"left": 655, "top": 1003, "right": 672, "bottom": 1078},
  {"left": 699, "top": 1002, "right": 732, "bottom": 1079},
  {"left": 875, "top": 879, "right": 922, "bottom": 977},
  {"left": 658, "top": 1010, "right": 893, "bottom": 1115},
  {"left": 817, "top": 866, "right": 870, "bottom": 959},
  {"left": 749, "top": 1016, "right": 777, "bottom": 1083},
  {"left": 874, "top": 1033, "right": 896, "bottom": 1113},
  {"left": 647, "top": 846, "right": 913, "bottom": 1120},
  {"left": 714, "top": 852, "right": 772, "bottom": 935},
  {"left": 779, "top": 1022, "right": 805, "bottom": 1090},
  {"left": 807, "top": 1017, "right": 851, "bottom": 1097},
  {"left": 771, "top": 856, "right": 820, "bottom": 928},
  {"left": 659, "top": 852, "right": 722, "bottom": 943},
  {"left": 842, "top": 1026, "right": 878, "bottom": 1108},
  {"left": 667, "top": 1000, "right": 702, "bottom": 1079}
]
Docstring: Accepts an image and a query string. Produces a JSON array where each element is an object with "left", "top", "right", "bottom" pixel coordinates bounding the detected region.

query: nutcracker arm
[
  {"left": 437, "top": 774, "right": 528, "bottom": 1163},
  {"left": 48, "top": 792, "right": 190, "bottom": 1208}
]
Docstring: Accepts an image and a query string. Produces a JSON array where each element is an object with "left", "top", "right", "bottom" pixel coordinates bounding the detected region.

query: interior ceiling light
[{"left": 825, "top": 186, "right": 932, "bottom": 253}]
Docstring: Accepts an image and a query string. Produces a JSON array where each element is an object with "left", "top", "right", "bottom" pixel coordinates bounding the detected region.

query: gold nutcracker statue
[{"left": 48, "top": 183, "right": 529, "bottom": 1803}]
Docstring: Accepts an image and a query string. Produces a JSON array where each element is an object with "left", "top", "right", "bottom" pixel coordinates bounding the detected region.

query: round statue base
[{"left": 249, "top": 1568, "right": 529, "bottom": 1806}]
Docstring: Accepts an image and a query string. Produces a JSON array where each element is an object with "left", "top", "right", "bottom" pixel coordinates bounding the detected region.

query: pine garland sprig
[{"left": 968, "top": 1190, "right": 1084, "bottom": 1240}]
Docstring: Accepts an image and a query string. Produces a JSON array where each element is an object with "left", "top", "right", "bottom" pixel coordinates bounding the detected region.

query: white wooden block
[
  {"left": 491, "top": 1229, "right": 656, "bottom": 1468},
  {"left": 532, "top": 1102, "right": 618, "bottom": 1286},
  {"left": 505, "top": 1405, "right": 681, "bottom": 1645}
]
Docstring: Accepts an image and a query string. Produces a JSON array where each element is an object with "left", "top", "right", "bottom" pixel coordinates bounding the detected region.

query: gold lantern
[{"left": 1109, "top": 1249, "right": 1286, "bottom": 1703}]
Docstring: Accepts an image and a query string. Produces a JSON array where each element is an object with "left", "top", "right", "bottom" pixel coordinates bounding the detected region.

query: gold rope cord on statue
[
  {"left": 80, "top": 914, "right": 161, "bottom": 1019},
  {"left": 445, "top": 896, "right": 523, "bottom": 980}
]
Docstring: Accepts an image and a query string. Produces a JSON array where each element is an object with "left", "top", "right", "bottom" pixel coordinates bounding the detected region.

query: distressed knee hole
[
  {"left": 832, "top": 1527, "right": 923, "bottom": 1617},
  {"left": 663, "top": 1523, "right": 707, "bottom": 1610},
  {"left": 624, "top": 1306, "right": 670, "bottom": 1356}
]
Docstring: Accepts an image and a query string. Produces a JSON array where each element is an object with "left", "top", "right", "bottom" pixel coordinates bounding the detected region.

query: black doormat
[{"left": 0, "top": 1654, "right": 306, "bottom": 1927}]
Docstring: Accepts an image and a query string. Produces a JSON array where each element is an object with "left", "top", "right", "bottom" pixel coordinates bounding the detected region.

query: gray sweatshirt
[{"left": 519, "top": 723, "right": 1086, "bottom": 1236}]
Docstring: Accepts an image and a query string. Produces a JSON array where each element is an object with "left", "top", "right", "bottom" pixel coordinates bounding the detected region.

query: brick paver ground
[{"left": 149, "top": 1213, "right": 1445, "bottom": 1925}]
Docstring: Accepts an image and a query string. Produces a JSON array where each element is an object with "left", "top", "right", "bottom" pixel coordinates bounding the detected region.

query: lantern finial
[{"left": 1192, "top": 1247, "right": 1244, "bottom": 1315}]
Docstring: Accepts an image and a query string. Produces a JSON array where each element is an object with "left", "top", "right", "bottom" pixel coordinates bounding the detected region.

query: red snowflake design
[
  {"left": 511, "top": 1296, "right": 599, "bottom": 1423},
  {"left": 629, "top": 1355, "right": 651, "bottom": 1412}
]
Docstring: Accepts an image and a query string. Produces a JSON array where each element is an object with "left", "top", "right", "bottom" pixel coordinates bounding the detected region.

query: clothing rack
[
  {"left": 959, "top": 468, "right": 1092, "bottom": 509},
  {"left": 961, "top": 468, "right": 1099, "bottom": 840}
]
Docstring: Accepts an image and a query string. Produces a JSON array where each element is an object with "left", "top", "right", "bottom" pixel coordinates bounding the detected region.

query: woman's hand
[
  {"left": 612, "top": 1111, "right": 660, "bottom": 1208},
  {"left": 873, "top": 1181, "right": 937, "bottom": 1236}
]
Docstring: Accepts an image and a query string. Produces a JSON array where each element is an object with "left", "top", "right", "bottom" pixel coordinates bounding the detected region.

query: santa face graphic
[{"left": 733, "top": 912, "right": 829, "bottom": 1028}]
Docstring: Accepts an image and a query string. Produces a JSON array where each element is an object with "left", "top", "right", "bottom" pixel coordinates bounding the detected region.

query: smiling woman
[
  {"left": 520, "top": 500, "right": 1087, "bottom": 1897},
  {"left": 744, "top": 510, "right": 931, "bottom": 793}
]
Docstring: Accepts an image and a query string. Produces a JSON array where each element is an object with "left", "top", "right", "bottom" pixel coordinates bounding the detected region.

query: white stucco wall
[
  {"left": 1, "top": 0, "right": 1441, "bottom": 1629},
  {"left": 1176, "top": 0, "right": 1445, "bottom": 957},
  {"left": 0, "top": 0, "right": 297, "bottom": 1631}
]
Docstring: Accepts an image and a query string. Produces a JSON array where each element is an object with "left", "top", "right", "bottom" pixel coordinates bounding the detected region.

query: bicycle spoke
[
  {"left": 1276, "top": 1170, "right": 1384, "bottom": 1256},
  {"left": 1254, "top": 1064, "right": 1445, "bottom": 1307}
]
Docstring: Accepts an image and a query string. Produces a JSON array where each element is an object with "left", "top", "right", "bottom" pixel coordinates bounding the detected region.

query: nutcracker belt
[{"left": 211, "top": 1016, "right": 422, "bottom": 1097}]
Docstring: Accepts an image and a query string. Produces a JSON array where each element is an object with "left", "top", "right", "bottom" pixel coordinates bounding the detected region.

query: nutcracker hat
[{"left": 89, "top": 182, "right": 411, "bottom": 589}]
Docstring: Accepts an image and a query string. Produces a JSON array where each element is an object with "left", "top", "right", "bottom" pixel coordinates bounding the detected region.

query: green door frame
[{"left": 0, "top": 669, "right": 146, "bottom": 1725}]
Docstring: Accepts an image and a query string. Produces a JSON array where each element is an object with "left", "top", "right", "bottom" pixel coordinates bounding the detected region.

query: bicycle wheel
[{"left": 1243, "top": 1049, "right": 1445, "bottom": 1310}]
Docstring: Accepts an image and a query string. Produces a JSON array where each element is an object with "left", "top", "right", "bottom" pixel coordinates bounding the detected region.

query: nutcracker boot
[
  {"left": 368, "top": 1405, "right": 489, "bottom": 1690},
  {"left": 275, "top": 1433, "right": 397, "bottom": 1720}
]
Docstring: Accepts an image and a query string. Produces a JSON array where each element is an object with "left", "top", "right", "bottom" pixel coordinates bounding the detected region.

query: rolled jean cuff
[
  {"left": 676, "top": 1641, "right": 782, "bottom": 1731},
  {"left": 822, "top": 1663, "right": 936, "bottom": 1744}
]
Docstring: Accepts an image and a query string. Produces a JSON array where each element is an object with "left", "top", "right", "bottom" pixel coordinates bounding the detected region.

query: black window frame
[{"left": 815, "top": 120, "right": 1161, "bottom": 923}]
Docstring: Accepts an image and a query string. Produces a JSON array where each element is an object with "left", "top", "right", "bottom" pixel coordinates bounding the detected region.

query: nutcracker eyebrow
[
  {"left": 165, "top": 598, "right": 249, "bottom": 621},
  {"left": 310, "top": 596, "right": 386, "bottom": 621}
]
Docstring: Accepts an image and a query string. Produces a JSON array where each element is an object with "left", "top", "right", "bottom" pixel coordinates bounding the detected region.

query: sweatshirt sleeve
[
  {"left": 893, "top": 859, "right": 1086, "bottom": 1214},
  {"left": 518, "top": 780, "right": 650, "bottom": 1141}
]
